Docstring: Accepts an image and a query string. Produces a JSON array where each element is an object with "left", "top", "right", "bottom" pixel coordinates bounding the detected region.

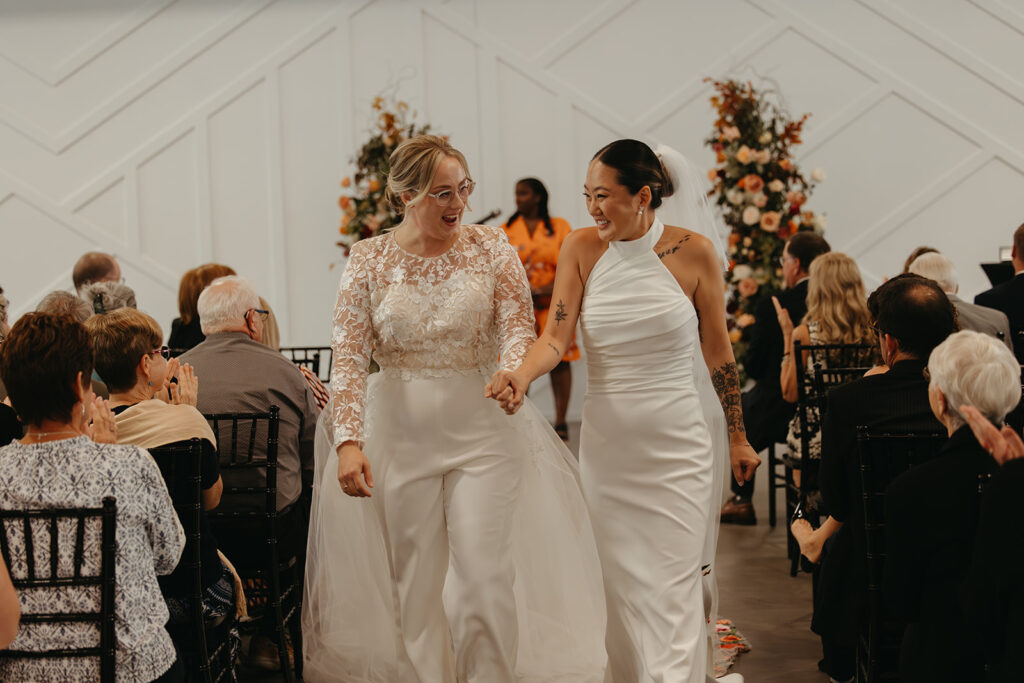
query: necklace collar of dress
[
  {"left": 610, "top": 217, "right": 664, "bottom": 257},
  {"left": 20, "top": 431, "right": 85, "bottom": 444},
  {"left": 391, "top": 226, "right": 462, "bottom": 260}
]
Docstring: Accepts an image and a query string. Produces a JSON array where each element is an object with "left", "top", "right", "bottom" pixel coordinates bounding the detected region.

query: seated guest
[
  {"left": 168, "top": 263, "right": 236, "bottom": 351},
  {"left": 975, "top": 221, "right": 1024, "bottom": 361},
  {"left": 72, "top": 251, "right": 121, "bottom": 295},
  {"left": 85, "top": 309, "right": 238, "bottom": 642},
  {"left": 722, "top": 231, "right": 831, "bottom": 524},
  {"left": 80, "top": 280, "right": 136, "bottom": 314},
  {"left": 965, "top": 446, "right": 1024, "bottom": 681},
  {"left": 179, "top": 277, "right": 316, "bottom": 670},
  {"left": 886, "top": 330, "right": 1020, "bottom": 683},
  {"left": 908, "top": 251, "right": 1013, "bottom": 352},
  {"left": 0, "top": 313, "right": 185, "bottom": 682},
  {"left": 36, "top": 290, "right": 92, "bottom": 323},
  {"left": 0, "top": 554, "right": 18, "bottom": 649},
  {"left": 901, "top": 245, "right": 938, "bottom": 274},
  {"left": 257, "top": 297, "right": 328, "bottom": 411},
  {"left": 811, "top": 274, "right": 957, "bottom": 683}
]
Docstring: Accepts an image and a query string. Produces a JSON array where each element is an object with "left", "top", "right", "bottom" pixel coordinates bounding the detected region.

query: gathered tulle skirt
[{"left": 302, "top": 371, "right": 607, "bottom": 682}]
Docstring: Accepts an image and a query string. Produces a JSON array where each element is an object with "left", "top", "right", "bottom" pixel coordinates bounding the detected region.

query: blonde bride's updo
[{"left": 385, "top": 135, "right": 473, "bottom": 215}]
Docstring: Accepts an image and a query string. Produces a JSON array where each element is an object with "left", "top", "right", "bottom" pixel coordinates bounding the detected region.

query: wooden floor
[{"left": 240, "top": 424, "right": 826, "bottom": 681}]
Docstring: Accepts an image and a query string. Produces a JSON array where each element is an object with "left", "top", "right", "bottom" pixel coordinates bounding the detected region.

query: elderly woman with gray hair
[{"left": 885, "top": 330, "right": 1021, "bottom": 683}]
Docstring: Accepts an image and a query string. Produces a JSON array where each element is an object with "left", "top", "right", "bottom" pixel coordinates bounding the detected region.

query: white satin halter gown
[{"left": 579, "top": 218, "right": 715, "bottom": 683}]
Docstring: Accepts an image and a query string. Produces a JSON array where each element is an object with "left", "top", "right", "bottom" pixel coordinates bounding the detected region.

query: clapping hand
[
  {"left": 86, "top": 396, "right": 117, "bottom": 444},
  {"left": 771, "top": 296, "right": 794, "bottom": 339},
  {"left": 163, "top": 362, "right": 198, "bottom": 406},
  {"left": 962, "top": 404, "right": 1024, "bottom": 464}
]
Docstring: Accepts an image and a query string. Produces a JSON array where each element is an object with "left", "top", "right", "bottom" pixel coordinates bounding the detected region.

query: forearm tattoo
[
  {"left": 547, "top": 342, "right": 561, "bottom": 357},
  {"left": 554, "top": 299, "right": 567, "bottom": 325},
  {"left": 711, "top": 361, "right": 745, "bottom": 436}
]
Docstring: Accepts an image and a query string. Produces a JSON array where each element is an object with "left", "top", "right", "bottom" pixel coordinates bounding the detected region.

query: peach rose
[
  {"left": 341, "top": 176, "right": 351, "bottom": 188},
  {"left": 811, "top": 167, "right": 826, "bottom": 182},
  {"left": 741, "top": 174, "right": 764, "bottom": 194},
  {"left": 723, "top": 126, "right": 741, "bottom": 142},
  {"left": 779, "top": 159, "right": 793, "bottom": 171},
  {"left": 755, "top": 149, "right": 771, "bottom": 164},
  {"left": 760, "top": 211, "right": 781, "bottom": 232},
  {"left": 729, "top": 328, "right": 743, "bottom": 344},
  {"left": 742, "top": 206, "right": 761, "bottom": 225},
  {"left": 338, "top": 196, "right": 352, "bottom": 210},
  {"left": 707, "top": 169, "right": 718, "bottom": 182},
  {"left": 735, "top": 145, "right": 752, "bottom": 164},
  {"left": 752, "top": 192, "right": 767, "bottom": 208},
  {"left": 728, "top": 232, "right": 741, "bottom": 246},
  {"left": 737, "top": 277, "right": 759, "bottom": 298},
  {"left": 768, "top": 179, "right": 785, "bottom": 193}
]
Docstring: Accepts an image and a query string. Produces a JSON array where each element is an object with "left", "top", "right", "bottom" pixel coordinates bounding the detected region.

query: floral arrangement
[
  {"left": 704, "top": 78, "right": 826, "bottom": 352},
  {"left": 336, "top": 95, "right": 432, "bottom": 256}
]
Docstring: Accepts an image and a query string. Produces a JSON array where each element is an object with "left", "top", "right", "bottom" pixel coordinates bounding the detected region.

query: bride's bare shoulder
[{"left": 658, "top": 224, "right": 716, "bottom": 262}]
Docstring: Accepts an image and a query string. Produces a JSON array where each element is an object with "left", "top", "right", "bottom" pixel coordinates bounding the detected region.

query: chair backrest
[
  {"left": 855, "top": 427, "right": 947, "bottom": 682},
  {"left": 0, "top": 497, "right": 117, "bottom": 682},
  {"left": 280, "top": 346, "right": 332, "bottom": 383},
  {"left": 203, "top": 406, "right": 280, "bottom": 519},
  {"left": 148, "top": 439, "right": 208, "bottom": 672}
]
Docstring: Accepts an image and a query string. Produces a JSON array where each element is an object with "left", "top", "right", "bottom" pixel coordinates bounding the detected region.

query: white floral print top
[
  {"left": 329, "top": 224, "right": 536, "bottom": 447},
  {"left": 0, "top": 436, "right": 184, "bottom": 682}
]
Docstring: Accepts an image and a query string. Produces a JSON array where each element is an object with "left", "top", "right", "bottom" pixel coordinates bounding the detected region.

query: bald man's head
[{"left": 72, "top": 252, "right": 121, "bottom": 294}]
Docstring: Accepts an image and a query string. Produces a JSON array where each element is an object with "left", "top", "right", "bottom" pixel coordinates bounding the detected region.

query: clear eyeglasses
[{"left": 425, "top": 180, "right": 475, "bottom": 207}]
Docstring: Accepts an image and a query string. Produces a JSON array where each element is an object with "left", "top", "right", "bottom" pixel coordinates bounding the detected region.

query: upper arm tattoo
[
  {"left": 554, "top": 299, "right": 567, "bottom": 325},
  {"left": 710, "top": 361, "right": 744, "bottom": 436}
]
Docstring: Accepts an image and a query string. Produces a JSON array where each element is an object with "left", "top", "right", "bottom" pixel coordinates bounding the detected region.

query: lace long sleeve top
[{"left": 329, "top": 224, "right": 536, "bottom": 448}]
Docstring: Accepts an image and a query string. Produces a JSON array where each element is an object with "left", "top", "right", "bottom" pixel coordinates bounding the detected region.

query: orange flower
[
  {"left": 341, "top": 176, "right": 351, "bottom": 188},
  {"left": 716, "top": 151, "right": 726, "bottom": 163},
  {"left": 735, "top": 145, "right": 752, "bottom": 164},
  {"left": 368, "top": 179, "right": 381, "bottom": 193},
  {"left": 707, "top": 169, "right": 718, "bottom": 182},
  {"left": 728, "top": 232, "right": 741, "bottom": 246},
  {"left": 742, "top": 174, "right": 764, "bottom": 194},
  {"left": 339, "top": 196, "right": 351, "bottom": 210},
  {"left": 729, "top": 328, "right": 743, "bottom": 344},
  {"left": 779, "top": 159, "right": 793, "bottom": 171},
  {"left": 760, "top": 211, "right": 781, "bottom": 232}
]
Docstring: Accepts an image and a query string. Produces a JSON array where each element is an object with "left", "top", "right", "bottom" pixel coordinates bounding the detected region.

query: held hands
[
  {"left": 337, "top": 443, "right": 374, "bottom": 497},
  {"left": 962, "top": 405, "right": 1024, "bottom": 464},
  {"left": 730, "top": 441, "right": 761, "bottom": 486},
  {"left": 162, "top": 362, "right": 198, "bottom": 406},
  {"left": 484, "top": 369, "right": 529, "bottom": 415},
  {"left": 86, "top": 396, "right": 118, "bottom": 444},
  {"left": 771, "top": 296, "right": 794, "bottom": 340}
]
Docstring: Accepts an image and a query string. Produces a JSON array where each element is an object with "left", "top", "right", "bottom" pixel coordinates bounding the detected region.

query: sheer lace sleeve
[
  {"left": 489, "top": 230, "right": 537, "bottom": 371},
  {"left": 329, "top": 243, "right": 374, "bottom": 448}
]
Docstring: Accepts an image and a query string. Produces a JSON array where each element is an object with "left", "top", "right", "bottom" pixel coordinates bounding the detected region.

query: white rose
[
  {"left": 726, "top": 188, "right": 744, "bottom": 205},
  {"left": 811, "top": 167, "right": 826, "bottom": 182},
  {"left": 732, "top": 264, "right": 753, "bottom": 280},
  {"left": 752, "top": 192, "right": 768, "bottom": 208},
  {"left": 768, "top": 179, "right": 785, "bottom": 193},
  {"left": 742, "top": 206, "right": 761, "bottom": 225},
  {"left": 813, "top": 213, "right": 828, "bottom": 232},
  {"left": 758, "top": 131, "right": 772, "bottom": 144}
]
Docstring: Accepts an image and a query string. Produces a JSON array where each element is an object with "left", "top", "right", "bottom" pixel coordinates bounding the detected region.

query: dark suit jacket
[
  {"left": 812, "top": 358, "right": 944, "bottom": 643},
  {"left": 974, "top": 272, "right": 1024, "bottom": 361},
  {"left": 965, "top": 457, "right": 1024, "bottom": 682},
  {"left": 741, "top": 278, "right": 809, "bottom": 448},
  {"left": 885, "top": 426, "right": 996, "bottom": 683}
]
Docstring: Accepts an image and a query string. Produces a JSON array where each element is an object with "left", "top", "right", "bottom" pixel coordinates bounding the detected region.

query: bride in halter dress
[{"left": 488, "top": 140, "right": 760, "bottom": 683}]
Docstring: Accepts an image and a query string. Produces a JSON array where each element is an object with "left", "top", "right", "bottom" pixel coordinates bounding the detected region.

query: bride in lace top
[{"left": 302, "top": 136, "right": 606, "bottom": 683}]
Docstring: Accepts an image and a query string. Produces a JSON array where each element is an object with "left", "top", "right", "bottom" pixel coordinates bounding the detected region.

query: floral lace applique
[{"left": 328, "top": 225, "right": 535, "bottom": 447}]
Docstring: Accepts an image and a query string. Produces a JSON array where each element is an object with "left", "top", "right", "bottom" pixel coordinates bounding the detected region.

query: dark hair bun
[{"left": 592, "top": 139, "right": 674, "bottom": 209}]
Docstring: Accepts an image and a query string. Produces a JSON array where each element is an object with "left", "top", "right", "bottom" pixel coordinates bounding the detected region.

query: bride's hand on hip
[
  {"left": 485, "top": 369, "right": 528, "bottom": 415},
  {"left": 337, "top": 443, "right": 374, "bottom": 497},
  {"left": 729, "top": 442, "right": 761, "bottom": 485}
]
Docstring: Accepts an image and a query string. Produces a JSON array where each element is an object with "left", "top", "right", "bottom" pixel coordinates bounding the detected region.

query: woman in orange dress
[{"left": 502, "top": 177, "right": 579, "bottom": 441}]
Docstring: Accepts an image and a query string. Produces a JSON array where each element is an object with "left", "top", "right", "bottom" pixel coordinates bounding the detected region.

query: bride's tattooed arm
[{"left": 710, "top": 361, "right": 745, "bottom": 437}]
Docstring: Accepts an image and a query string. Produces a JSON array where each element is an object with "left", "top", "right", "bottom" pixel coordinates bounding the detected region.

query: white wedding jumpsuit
[
  {"left": 579, "top": 218, "right": 717, "bottom": 683},
  {"left": 302, "top": 225, "right": 606, "bottom": 683}
]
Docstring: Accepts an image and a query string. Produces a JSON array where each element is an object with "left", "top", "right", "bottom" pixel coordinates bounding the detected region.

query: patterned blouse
[{"left": 0, "top": 436, "right": 185, "bottom": 682}]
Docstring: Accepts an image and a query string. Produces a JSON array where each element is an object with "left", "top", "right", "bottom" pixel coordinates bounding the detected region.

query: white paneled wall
[{"left": 2, "top": 0, "right": 1022, "bottom": 420}]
